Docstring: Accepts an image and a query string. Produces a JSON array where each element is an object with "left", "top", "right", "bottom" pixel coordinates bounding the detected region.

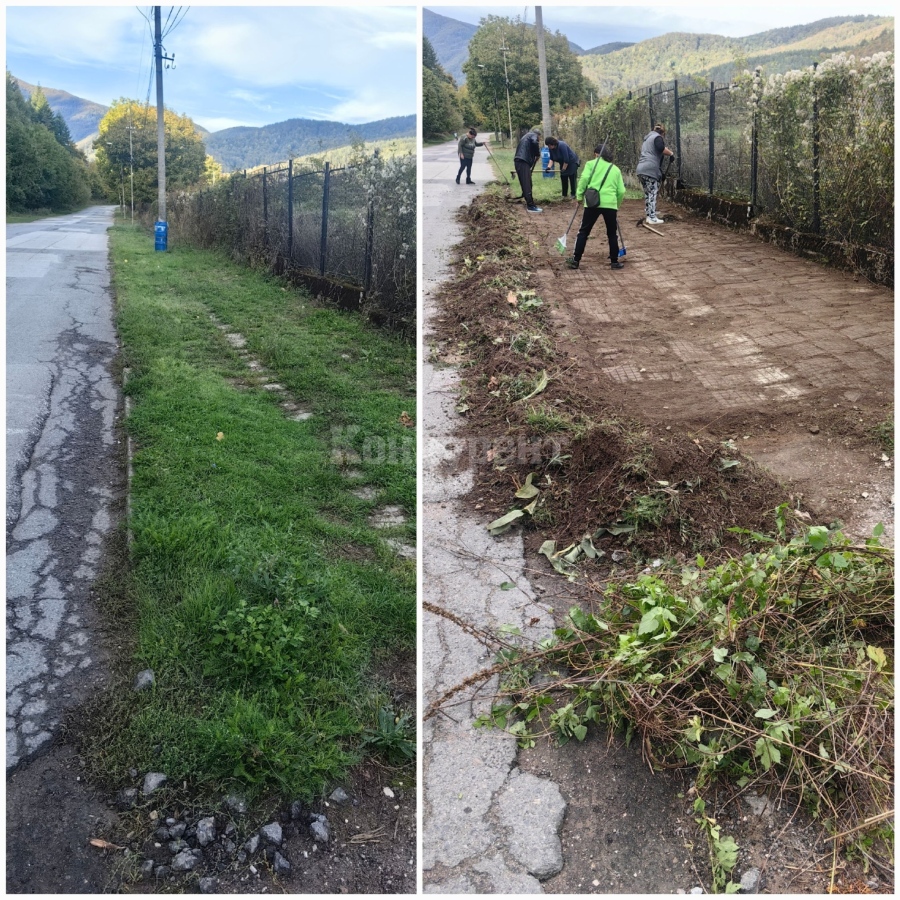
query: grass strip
[{"left": 85, "top": 224, "right": 415, "bottom": 803}]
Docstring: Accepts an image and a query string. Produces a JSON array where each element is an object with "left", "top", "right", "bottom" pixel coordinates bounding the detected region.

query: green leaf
[
  {"left": 807, "top": 525, "right": 830, "bottom": 551},
  {"left": 713, "top": 646, "right": 729, "bottom": 663},
  {"left": 754, "top": 708, "right": 777, "bottom": 719},
  {"left": 754, "top": 737, "right": 781, "bottom": 772},
  {"left": 866, "top": 645, "right": 887, "bottom": 671},
  {"left": 515, "top": 472, "right": 539, "bottom": 499},
  {"left": 573, "top": 724, "right": 588, "bottom": 741},
  {"left": 718, "top": 458, "right": 741, "bottom": 470},
  {"left": 500, "top": 581, "right": 515, "bottom": 591},
  {"left": 487, "top": 508, "right": 525, "bottom": 536}
]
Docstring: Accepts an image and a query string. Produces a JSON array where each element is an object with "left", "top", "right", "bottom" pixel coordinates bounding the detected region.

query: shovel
[
  {"left": 617, "top": 221, "right": 626, "bottom": 258},
  {"left": 556, "top": 201, "right": 581, "bottom": 254}
]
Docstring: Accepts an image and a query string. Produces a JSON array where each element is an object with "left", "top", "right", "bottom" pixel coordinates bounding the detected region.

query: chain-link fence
[
  {"left": 168, "top": 151, "right": 416, "bottom": 334},
  {"left": 558, "top": 51, "right": 894, "bottom": 255}
]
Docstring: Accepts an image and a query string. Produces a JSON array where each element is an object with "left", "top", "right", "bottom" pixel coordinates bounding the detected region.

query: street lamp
[{"left": 499, "top": 40, "right": 515, "bottom": 144}]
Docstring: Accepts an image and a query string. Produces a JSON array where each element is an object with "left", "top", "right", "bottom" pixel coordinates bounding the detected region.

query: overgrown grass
[{"left": 85, "top": 224, "right": 415, "bottom": 803}]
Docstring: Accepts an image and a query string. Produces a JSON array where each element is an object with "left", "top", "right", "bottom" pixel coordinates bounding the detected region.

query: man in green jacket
[{"left": 566, "top": 143, "right": 627, "bottom": 270}]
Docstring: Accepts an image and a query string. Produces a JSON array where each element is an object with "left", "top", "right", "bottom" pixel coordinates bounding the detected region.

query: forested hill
[
  {"left": 424, "top": 8, "right": 585, "bottom": 85},
  {"left": 580, "top": 14, "right": 894, "bottom": 94},
  {"left": 203, "top": 115, "right": 417, "bottom": 172},
  {"left": 14, "top": 78, "right": 108, "bottom": 143}
]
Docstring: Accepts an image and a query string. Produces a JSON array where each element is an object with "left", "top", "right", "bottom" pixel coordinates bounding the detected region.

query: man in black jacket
[{"left": 513, "top": 127, "right": 542, "bottom": 212}]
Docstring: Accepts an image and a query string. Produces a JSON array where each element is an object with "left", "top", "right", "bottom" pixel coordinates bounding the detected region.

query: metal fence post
[
  {"left": 364, "top": 196, "right": 375, "bottom": 294},
  {"left": 262, "top": 166, "right": 268, "bottom": 249},
  {"left": 319, "top": 162, "right": 331, "bottom": 277},
  {"left": 750, "top": 100, "right": 759, "bottom": 215},
  {"left": 648, "top": 88, "right": 654, "bottom": 131},
  {"left": 708, "top": 81, "right": 715, "bottom": 195},
  {"left": 287, "top": 159, "right": 293, "bottom": 262},
  {"left": 811, "top": 63, "right": 820, "bottom": 233},
  {"left": 674, "top": 80, "right": 682, "bottom": 181}
]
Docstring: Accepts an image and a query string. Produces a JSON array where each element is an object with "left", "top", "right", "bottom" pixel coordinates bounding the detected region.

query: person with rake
[
  {"left": 544, "top": 136, "right": 580, "bottom": 199},
  {"left": 456, "top": 128, "right": 488, "bottom": 185},
  {"left": 565, "top": 143, "right": 626, "bottom": 270},
  {"left": 513, "top": 126, "right": 543, "bottom": 212},
  {"left": 636, "top": 123, "right": 674, "bottom": 225}
]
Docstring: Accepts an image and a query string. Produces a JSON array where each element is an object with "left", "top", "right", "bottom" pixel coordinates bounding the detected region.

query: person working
[
  {"left": 456, "top": 128, "right": 487, "bottom": 185},
  {"left": 513, "top": 127, "right": 543, "bottom": 212},
  {"left": 544, "top": 136, "right": 580, "bottom": 199},
  {"left": 636, "top": 123, "right": 674, "bottom": 225},
  {"left": 566, "top": 143, "right": 626, "bottom": 271}
]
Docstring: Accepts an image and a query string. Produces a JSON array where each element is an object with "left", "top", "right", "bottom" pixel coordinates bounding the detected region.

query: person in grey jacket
[
  {"left": 456, "top": 128, "right": 486, "bottom": 184},
  {"left": 544, "top": 136, "right": 580, "bottom": 198},
  {"left": 513, "top": 127, "right": 542, "bottom": 212},
  {"left": 635, "top": 123, "right": 674, "bottom": 224}
]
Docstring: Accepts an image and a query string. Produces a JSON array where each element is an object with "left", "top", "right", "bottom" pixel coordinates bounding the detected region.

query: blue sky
[
  {"left": 4, "top": 5, "right": 418, "bottom": 133},
  {"left": 428, "top": 2, "right": 895, "bottom": 50}
]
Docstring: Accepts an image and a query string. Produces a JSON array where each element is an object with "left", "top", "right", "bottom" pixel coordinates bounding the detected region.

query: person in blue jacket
[
  {"left": 513, "top": 127, "right": 543, "bottom": 212},
  {"left": 566, "top": 143, "right": 626, "bottom": 271},
  {"left": 544, "top": 136, "right": 580, "bottom": 199}
]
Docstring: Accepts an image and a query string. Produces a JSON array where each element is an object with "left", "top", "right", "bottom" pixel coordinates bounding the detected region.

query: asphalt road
[
  {"left": 6, "top": 206, "right": 122, "bottom": 772},
  {"left": 422, "top": 136, "right": 566, "bottom": 893}
]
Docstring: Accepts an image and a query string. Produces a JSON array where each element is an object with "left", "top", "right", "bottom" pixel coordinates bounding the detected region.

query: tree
[
  {"left": 462, "top": 15, "right": 587, "bottom": 135},
  {"left": 422, "top": 35, "right": 464, "bottom": 138},
  {"left": 96, "top": 99, "right": 207, "bottom": 206},
  {"left": 6, "top": 72, "right": 90, "bottom": 212}
]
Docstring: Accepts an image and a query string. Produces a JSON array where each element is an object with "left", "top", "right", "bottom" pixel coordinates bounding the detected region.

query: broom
[{"left": 555, "top": 201, "right": 581, "bottom": 254}]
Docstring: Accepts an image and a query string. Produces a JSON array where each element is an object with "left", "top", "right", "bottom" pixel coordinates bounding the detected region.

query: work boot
[{"left": 565, "top": 258, "right": 579, "bottom": 269}]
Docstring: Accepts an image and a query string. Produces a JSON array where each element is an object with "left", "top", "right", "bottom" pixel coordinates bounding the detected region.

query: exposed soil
[
  {"left": 429, "top": 190, "right": 893, "bottom": 892},
  {"left": 433, "top": 193, "right": 892, "bottom": 555}
]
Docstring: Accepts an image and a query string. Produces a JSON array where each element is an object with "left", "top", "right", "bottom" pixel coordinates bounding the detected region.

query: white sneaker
[{"left": 646, "top": 216, "right": 663, "bottom": 225}]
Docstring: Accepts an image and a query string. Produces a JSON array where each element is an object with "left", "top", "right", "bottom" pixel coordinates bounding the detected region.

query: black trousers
[
  {"left": 560, "top": 166, "right": 578, "bottom": 197},
  {"left": 573, "top": 206, "right": 619, "bottom": 263},
  {"left": 456, "top": 157, "right": 473, "bottom": 183},
  {"left": 514, "top": 158, "right": 535, "bottom": 206}
]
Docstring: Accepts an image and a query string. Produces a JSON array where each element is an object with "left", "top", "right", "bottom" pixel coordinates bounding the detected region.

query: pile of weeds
[
  {"left": 453, "top": 511, "right": 893, "bottom": 888},
  {"left": 434, "top": 190, "right": 790, "bottom": 558}
]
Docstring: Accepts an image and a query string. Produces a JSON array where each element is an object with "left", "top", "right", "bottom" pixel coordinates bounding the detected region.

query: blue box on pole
[{"left": 154, "top": 220, "right": 168, "bottom": 252}]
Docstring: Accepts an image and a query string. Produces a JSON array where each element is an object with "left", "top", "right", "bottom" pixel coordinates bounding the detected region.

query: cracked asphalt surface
[
  {"left": 6, "top": 205, "right": 123, "bottom": 773},
  {"left": 423, "top": 137, "right": 566, "bottom": 893}
]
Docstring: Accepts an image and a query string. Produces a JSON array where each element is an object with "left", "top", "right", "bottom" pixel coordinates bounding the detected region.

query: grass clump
[{"left": 85, "top": 224, "right": 415, "bottom": 803}]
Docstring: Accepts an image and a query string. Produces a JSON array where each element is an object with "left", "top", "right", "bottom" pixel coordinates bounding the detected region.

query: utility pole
[
  {"left": 154, "top": 6, "right": 167, "bottom": 249},
  {"left": 499, "top": 39, "right": 514, "bottom": 142},
  {"left": 535, "top": 7, "right": 552, "bottom": 139},
  {"left": 126, "top": 121, "right": 136, "bottom": 225}
]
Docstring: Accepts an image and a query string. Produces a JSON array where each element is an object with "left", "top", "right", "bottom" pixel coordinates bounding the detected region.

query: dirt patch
[{"left": 433, "top": 193, "right": 892, "bottom": 555}]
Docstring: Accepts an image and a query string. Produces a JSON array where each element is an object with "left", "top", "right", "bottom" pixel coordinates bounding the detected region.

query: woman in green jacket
[{"left": 566, "top": 143, "right": 626, "bottom": 270}]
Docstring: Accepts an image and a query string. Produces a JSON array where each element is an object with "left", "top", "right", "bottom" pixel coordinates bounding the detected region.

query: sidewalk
[{"left": 421, "top": 135, "right": 565, "bottom": 893}]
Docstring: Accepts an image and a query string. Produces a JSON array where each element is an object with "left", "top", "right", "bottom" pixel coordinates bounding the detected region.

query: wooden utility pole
[
  {"left": 535, "top": 7, "right": 552, "bottom": 139},
  {"left": 154, "top": 7, "right": 167, "bottom": 232}
]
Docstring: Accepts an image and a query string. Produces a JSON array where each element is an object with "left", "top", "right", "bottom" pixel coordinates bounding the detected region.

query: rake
[{"left": 555, "top": 201, "right": 581, "bottom": 254}]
